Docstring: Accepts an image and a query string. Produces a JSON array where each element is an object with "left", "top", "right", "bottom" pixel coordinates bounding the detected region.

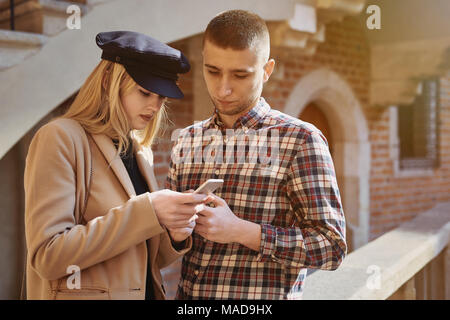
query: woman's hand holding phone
[{"left": 148, "top": 189, "right": 207, "bottom": 231}]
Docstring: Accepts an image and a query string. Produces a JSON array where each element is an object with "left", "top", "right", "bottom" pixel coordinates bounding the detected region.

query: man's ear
[{"left": 263, "top": 59, "right": 275, "bottom": 83}]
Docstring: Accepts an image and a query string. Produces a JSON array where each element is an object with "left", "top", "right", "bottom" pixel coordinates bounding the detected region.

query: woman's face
[{"left": 121, "top": 84, "right": 166, "bottom": 130}]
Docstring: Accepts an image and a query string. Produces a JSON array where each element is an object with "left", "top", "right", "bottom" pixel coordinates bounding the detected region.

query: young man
[{"left": 167, "top": 10, "right": 347, "bottom": 299}]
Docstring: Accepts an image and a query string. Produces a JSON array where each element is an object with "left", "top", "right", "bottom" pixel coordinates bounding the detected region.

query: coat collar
[
  {"left": 90, "top": 133, "right": 160, "bottom": 198},
  {"left": 133, "top": 138, "right": 160, "bottom": 192}
]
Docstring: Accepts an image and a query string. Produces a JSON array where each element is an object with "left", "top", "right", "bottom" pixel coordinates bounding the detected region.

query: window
[{"left": 397, "top": 78, "right": 440, "bottom": 169}]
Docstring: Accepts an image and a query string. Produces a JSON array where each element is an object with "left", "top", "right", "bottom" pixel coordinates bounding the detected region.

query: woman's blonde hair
[{"left": 62, "top": 60, "right": 167, "bottom": 156}]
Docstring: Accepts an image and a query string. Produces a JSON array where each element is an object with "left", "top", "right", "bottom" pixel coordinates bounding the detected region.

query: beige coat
[{"left": 24, "top": 118, "right": 190, "bottom": 300}]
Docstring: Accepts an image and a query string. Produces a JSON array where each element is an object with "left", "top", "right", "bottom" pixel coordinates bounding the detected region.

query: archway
[
  {"left": 284, "top": 68, "right": 371, "bottom": 251},
  {"left": 299, "top": 102, "right": 334, "bottom": 155}
]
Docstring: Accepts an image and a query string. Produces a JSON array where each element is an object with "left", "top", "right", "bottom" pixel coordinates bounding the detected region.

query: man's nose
[{"left": 217, "top": 77, "right": 232, "bottom": 98}]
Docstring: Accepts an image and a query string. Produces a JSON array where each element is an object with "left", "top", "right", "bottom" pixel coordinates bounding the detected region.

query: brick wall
[{"left": 369, "top": 73, "right": 450, "bottom": 239}]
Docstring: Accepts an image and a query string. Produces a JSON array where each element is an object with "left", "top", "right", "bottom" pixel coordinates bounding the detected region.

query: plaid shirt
[{"left": 166, "top": 97, "right": 347, "bottom": 299}]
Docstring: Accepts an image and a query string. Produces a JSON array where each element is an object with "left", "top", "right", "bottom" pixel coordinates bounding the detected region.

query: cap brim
[{"left": 124, "top": 65, "right": 184, "bottom": 99}]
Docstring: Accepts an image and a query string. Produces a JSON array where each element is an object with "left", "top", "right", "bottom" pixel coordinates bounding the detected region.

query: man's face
[{"left": 202, "top": 39, "right": 273, "bottom": 118}]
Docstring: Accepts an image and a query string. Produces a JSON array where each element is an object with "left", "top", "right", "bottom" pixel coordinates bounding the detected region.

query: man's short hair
[{"left": 203, "top": 10, "right": 270, "bottom": 60}]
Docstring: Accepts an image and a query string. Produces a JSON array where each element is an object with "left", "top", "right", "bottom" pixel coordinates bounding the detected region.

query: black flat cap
[{"left": 96, "top": 31, "right": 190, "bottom": 99}]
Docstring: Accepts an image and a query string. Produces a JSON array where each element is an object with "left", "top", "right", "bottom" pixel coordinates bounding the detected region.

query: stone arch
[{"left": 284, "top": 68, "right": 371, "bottom": 250}]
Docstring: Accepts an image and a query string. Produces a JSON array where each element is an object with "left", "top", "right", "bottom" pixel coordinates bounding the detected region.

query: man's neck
[{"left": 217, "top": 98, "right": 260, "bottom": 129}]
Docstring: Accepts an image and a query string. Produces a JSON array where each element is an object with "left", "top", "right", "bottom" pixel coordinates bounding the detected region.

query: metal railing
[{"left": 10, "top": 0, "right": 15, "bottom": 30}]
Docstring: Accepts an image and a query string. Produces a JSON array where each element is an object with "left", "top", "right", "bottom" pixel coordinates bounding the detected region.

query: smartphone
[{"left": 193, "top": 179, "right": 224, "bottom": 194}]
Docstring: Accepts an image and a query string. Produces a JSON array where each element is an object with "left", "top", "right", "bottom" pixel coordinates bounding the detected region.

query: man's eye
[
  {"left": 207, "top": 70, "right": 219, "bottom": 75},
  {"left": 235, "top": 74, "right": 248, "bottom": 79}
]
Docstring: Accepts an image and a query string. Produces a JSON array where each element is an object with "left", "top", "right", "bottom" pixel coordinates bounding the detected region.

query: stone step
[
  {"left": 0, "top": 29, "right": 47, "bottom": 70},
  {"left": 0, "top": 0, "right": 113, "bottom": 70},
  {"left": 39, "top": 0, "right": 88, "bottom": 36}
]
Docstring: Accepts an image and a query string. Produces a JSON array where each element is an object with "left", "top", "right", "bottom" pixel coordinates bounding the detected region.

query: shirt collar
[{"left": 208, "top": 97, "right": 271, "bottom": 130}]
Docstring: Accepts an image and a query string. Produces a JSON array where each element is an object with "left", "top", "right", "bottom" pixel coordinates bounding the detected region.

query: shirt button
[
  {"left": 194, "top": 270, "right": 199, "bottom": 276},
  {"left": 223, "top": 137, "right": 228, "bottom": 143},
  {"left": 243, "top": 126, "right": 249, "bottom": 133},
  {"left": 215, "top": 169, "right": 220, "bottom": 175}
]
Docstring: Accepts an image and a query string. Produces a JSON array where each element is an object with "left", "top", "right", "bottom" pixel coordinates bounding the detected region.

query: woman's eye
[
  {"left": 208, "top": 70, "right": 219, "bottom": 75},
  {"left": 235, "top": 74, "right": 248, "bottom": 79},
  {"left": 139, "top": 90, "right": 150, "bottom": 97}
]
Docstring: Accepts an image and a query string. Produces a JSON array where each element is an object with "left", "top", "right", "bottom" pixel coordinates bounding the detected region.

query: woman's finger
[{"left": 178, "top": 193, "right": 208, "bottom": 204}]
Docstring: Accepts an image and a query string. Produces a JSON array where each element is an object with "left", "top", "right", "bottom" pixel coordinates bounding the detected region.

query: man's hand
[
  {"left": 195, "top": 193, "right": 262, "bottom": 251},
  {"left": 195, "top": 193, "right": 242, "bottom": 244}
]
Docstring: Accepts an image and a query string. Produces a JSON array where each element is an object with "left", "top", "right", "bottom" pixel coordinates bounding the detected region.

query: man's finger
[
  {"left": 188, "top": 214, "right": 198, "bottom": 223},
  {"left": 204, "top": 193, "right": 225, "bottom": 207},
  {"left": 196, "top": 205, "right": 214, "bottom": 216}
]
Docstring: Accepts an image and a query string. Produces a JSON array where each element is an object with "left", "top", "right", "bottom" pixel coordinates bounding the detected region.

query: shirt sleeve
[
  {"left": 165, "top": 143, "right": 179, "bottom": 191},
  {"left": 257, "top": 131, "right": 347, "bottom": 270},
  {"left": 165, "top": 128, "right": 187, "bottom": 192}
]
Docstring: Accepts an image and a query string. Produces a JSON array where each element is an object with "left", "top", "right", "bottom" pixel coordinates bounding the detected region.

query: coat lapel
[
  {"left": 133, "top": 139, "right": 160, "bottom": 192},
  {"left": 90, "top": 134, "right": 136, "bottom": 198},
  {"left": 131, "top": 139, "right": 165, "bottom": 292}
]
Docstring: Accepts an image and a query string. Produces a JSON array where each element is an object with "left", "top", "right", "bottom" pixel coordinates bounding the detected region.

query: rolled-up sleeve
[{"left": 257, "top": 131, "right": 347, "bottom": 270}]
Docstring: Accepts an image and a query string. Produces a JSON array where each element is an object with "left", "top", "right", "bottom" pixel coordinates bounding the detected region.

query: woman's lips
[{"left": 140, "top": 114, "right": 152, "bottom": 122}]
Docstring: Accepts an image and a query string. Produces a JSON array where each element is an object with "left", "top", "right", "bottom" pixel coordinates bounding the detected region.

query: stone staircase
[
  {"left": 0, "top": 0, "right": 112, "bottom": 71},
  {"left": 267, "top": 0, "right": 366, "bottom": 56},
  {"left": 0, "top": 29, "right": 46, "bottom": 70}
]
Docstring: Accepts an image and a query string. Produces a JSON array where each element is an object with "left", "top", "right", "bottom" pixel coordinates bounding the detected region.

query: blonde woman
[{"left": 23, "top": 31, "right": 205, "bottom": 300}]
